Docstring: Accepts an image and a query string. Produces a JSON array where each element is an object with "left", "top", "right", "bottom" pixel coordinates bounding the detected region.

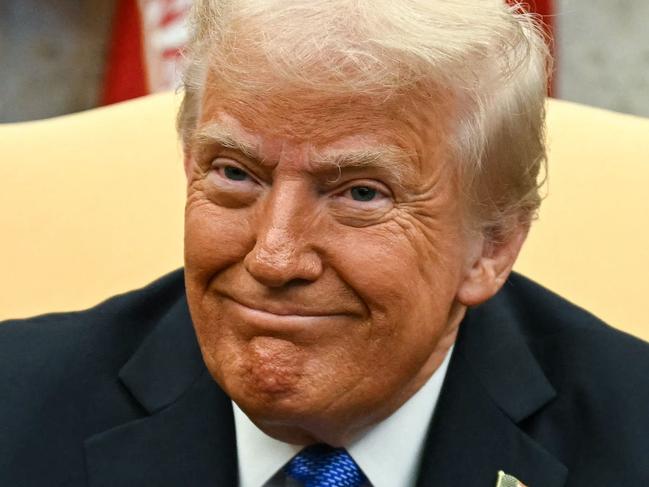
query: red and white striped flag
[{"left": 101, "top": 0, "right": 191, "bottom": 105}]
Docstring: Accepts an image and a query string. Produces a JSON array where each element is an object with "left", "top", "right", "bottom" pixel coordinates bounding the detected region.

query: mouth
[
  {"left": 220, "top": 294, "right": 356, "bottom": 332},
  {"left": 218, "top": 288, "right": 354, "bottom": 316}
]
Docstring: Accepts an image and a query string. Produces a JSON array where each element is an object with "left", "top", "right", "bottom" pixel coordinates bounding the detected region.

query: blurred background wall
[
  {"left": 1, "top": 0, "right": 648, "bottom": 123},
  {"left": 557, "top": 0, "right": 649, "bottom": 117},
  {"left": 0, "top": 0, "right": 116, "bottom": 123}
]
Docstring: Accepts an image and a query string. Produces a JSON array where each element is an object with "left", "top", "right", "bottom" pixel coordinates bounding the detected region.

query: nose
[{"left": 244, "top": 182, "right": 323, "bottom": 288}]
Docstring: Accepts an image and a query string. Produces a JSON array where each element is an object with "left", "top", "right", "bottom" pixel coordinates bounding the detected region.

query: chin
[{"left": 207, "top": 335, "right": 315, "bottom": 412}]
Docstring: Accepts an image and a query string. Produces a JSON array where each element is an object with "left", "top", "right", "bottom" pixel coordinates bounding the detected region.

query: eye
[
  {"left": 205, "top": 160, "right": 261, "bottom": 208},
  {"left": 339, "top": 183, "right": 390, "bottom": 204},
  {"left": 349, "top": 186, "right": 378, "bottom": 202},
  {"left": 209, "top": 159, "right": 258, "bottom": 185},
  {"left": 223, "top": 165, "right": 250, "bottom": 181},
  {"left": 329, "top": 181, "right": 393, "bottom": 226}
]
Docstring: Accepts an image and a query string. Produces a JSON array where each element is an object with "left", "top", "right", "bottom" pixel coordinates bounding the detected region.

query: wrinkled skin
[{"left": 183, "top": 84, "right": 525, "bottom": 446}]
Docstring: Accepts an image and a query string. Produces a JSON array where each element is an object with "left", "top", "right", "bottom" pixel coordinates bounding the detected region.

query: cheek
[
  {"left": 334, "top": 219, "right": 462, "bottom": 315},
  {"left": 184, "top": 194, "right": 255, "bottom": 279},
  {"left": 184, "top": 195, "right": 255, "bottom": 357},
  {"left": 328, "top": 219, "right": 464, "bottom": 359}
]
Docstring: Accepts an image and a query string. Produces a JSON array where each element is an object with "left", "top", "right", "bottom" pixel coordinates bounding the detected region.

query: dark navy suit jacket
[{"left": 2, "top": 269, "right": 649, "bottom": 486}]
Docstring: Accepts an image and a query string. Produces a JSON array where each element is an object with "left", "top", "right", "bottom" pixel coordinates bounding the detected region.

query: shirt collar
[{"left": 234, "top": 346, "right": 454, "bottom": 487}]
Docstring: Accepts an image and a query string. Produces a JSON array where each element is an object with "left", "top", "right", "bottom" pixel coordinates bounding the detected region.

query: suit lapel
[
  {"left": 416, "top": 289, "right": 568, "bottom": 487},
  {"left": 84, "top": 297, "right": 238, "bottom": 487}
]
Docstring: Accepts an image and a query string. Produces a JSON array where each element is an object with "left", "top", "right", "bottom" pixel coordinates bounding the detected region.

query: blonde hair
[{"left": 177, "top": 0, "right": 551, "bottom": 239}]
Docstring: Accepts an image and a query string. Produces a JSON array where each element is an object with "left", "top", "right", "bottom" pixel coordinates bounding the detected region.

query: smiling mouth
[
  {"left": 223, "top": 294, "right": 350, "bottom": 319},
  {"left": 219, "top": 294, "right": 356, "bottom": 332}
]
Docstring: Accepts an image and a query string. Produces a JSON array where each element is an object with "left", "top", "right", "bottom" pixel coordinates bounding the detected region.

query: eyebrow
[
  {"left": 191, "top": 121, "right": 415, "bottom": 185},
  {"left": 310, "top": 146, "right": 415, "bottom": 186},
  {"left": 191, "top": 122, "right": 260, "bottom": 161}
]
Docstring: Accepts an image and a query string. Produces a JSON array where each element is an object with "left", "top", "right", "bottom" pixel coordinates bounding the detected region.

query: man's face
[{"left": 184, "top": 86, "right": 477, "bottom": 445}]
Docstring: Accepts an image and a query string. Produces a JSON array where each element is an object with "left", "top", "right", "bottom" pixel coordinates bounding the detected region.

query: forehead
[{"left": 196, "top": 73, "right": 453, "bottom": 154}]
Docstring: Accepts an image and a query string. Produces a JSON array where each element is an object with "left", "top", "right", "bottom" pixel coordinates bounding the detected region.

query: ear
[{"left": 456, "top": 226, "right": 529, "bottom": 307}]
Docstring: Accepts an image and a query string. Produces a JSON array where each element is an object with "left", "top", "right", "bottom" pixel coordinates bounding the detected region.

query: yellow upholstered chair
[
  {"left": 0, "top": 93, "right": 185, "bottom": 320},
  {"left": 1, "top": 93, "right": 648, "bottom": 341}
]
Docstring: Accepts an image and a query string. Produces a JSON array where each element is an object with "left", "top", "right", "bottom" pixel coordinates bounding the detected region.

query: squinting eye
[
  {"left": 350, "top": 186, "right": 377, "bottom": 202},
  {"left": 223, "top": 166, "right": 250, "bottom": 181}
]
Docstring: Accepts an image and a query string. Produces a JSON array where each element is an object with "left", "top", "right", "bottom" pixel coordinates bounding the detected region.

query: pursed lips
[{"left": 222, "top": 293, "right": 351, "bottom": 318}]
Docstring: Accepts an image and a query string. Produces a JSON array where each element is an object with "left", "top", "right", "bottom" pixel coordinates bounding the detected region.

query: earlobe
[{"left": 456, "top": 226, "right": 529, "bottom": 307}]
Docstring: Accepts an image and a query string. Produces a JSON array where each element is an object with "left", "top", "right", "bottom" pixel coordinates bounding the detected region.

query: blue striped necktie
[{"left": 284, "top": 444, "right": 368, "bottom": 487}]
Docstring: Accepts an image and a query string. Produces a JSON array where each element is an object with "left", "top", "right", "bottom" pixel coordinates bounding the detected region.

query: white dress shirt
[{"left": 234, "top": 346, "right": 454, "bottom": 487}]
